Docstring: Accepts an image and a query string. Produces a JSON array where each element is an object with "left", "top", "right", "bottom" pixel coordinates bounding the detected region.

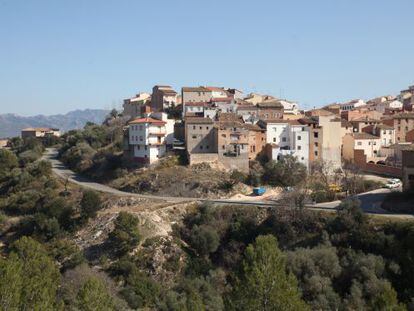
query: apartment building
[
  {"left": 151, "top": 85, "right": 178, "bottom": 112},
  {"left": 123, "top": 92, "right": 151, "bottom": 119},
  {"left": 128, "top": 117, "right": 167, "bottom": 164},
  {"left": 393, "top": 113, "right": 414, "bottom": 142},
  {"left": 343, "top": 133, "right": 381, "bottom": 162},
  {"left": 21, "top": 128, "right": 60, "bottom": 139}
]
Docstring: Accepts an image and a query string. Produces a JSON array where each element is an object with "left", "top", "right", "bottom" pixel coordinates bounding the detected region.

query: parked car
[{"left": 383, "top": 179, "right": 402, "bottom": 189}]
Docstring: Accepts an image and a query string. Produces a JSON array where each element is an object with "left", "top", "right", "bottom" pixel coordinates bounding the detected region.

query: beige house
[
  {"left": 185, "top": 117, "right": 217, "bottom": 154},
  {"left": 21, "top": 128, "right": 60, "bottom": 139},
  {"left": 182, "top": 87, "right": 213, "bottom": 117},
  {"left": 123, "top": 92, "right": 151, "bottom": 119},
  {"left": 343, "top": 133, "right": 381, "bottom": 162},
  {"left": 0, "top": 139, "right": 9, "bottom": 148},
  {"left": 151, "top": 85, "right": 177, "bottom": 112}
]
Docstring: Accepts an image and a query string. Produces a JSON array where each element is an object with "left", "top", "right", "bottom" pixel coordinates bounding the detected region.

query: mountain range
[{"left": 0, "top": 109, "right": 110, "bottom": 138}]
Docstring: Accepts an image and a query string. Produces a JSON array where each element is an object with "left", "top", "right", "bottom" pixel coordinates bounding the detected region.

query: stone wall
[{"left": 354, "top": 150, "right": 402, "bottom": 177}]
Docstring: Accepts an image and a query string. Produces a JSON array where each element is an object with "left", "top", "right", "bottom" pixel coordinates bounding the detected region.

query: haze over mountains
[{"left": 0, "top": 109, "right": 109, "bottom": 138}]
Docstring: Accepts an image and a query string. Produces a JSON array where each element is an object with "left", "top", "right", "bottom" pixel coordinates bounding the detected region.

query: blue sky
[{"left": 0, "top": 0, "right": 413, "bottom": 115}]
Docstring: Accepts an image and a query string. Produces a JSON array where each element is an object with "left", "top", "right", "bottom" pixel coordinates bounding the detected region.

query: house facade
[
  {"left": 151, "top": 85, "right": 178, "bottom": 112},
  {"left": 128, "top": 117, "right": 167, "bottom": 164}
]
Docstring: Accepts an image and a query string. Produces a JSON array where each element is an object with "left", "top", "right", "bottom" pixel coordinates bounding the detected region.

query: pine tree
[
  {"left": 76, "top": 277, "right": 115, "bottom": 311},
  {"left": 228, "top": 235, "right": 309, "bottom": 311}
]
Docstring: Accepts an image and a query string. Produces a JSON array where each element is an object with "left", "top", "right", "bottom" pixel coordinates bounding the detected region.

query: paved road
[
  {"left": 43, "top": 149, "right": 413, "bottom": 219},
  {"left": 311, "top": 188, "right": 399, "bottom": 214}
]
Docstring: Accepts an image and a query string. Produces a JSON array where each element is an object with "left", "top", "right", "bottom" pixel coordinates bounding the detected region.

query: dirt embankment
[{"left": 108, "top": 163, "right": 243, "bottom": 199}]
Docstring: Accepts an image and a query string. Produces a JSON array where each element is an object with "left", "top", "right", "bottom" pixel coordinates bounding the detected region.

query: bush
[
  {"left": 262, "top": 155, "right": 307, "bottom": 187},
  {"left": 108, "top": 212, "right": 140, "bottom": 255},
  {"left": 80, "top": 190, "right": 102, "bottom": 221}
]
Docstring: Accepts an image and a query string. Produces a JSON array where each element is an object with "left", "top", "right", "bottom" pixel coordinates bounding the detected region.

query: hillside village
[{"left": 119, "top": 84, "right": 414, "bottom": 192}]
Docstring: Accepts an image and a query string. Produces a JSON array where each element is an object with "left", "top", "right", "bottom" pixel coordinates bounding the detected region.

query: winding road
[{"left": 43, "top": 149, "right": 413, "bottom": 219}]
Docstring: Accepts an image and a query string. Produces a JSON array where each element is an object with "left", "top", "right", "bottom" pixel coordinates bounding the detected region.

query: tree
[
  {"left": 76, "top": 277, "right": 114, "bottom": 311},
  {"left": 80, "top": 190, "right": 102, "bottom": 220},
  {"left": 228, "top": 235, "right": 309, "bottom": 311},
  {"left": 262, "top": 155, "right": 307, "bottom": 187},
  {"left": 189, "top": 224, "right": 220, "bottom": 257},
  {"left": 0, "top": 237, "right": 61, "bottom": 310},
  {"left": 0, "top": 253, "right": 23, "bottom": 310},
  {"left": 0, "top": 149, "right": 18, "bottom": 178},
  {"left": 109, "top": 212, "right": 140, "bottom": 255}
]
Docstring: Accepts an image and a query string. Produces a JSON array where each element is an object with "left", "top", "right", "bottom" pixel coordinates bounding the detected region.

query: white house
[
  {"left": 279, "top": 99, "right": 299, "bottom": 115},
  {"left": 259, "top": 119, "right": 310, "bottom": 168},
  {"left": 128, "top": 117, "right": 167, "bottom": 164}
]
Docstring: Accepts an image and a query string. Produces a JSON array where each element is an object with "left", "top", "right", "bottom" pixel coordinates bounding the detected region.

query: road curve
[{"left": 43, "top": 149, "right": 414, "bottom": 219}]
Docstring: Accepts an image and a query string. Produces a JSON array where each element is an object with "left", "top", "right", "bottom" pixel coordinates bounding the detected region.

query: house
[
  {"left": 182, "top": 87, "right": 212, "bottom": 117},
  {"left": 21, "top": 128, "right": 60, "bottom": 139},
  {"left": 256, "top": 99, "right": 284, "bottom": 120},
  {"left": 300, "top": 115, "right": 342, "bottom": 169},
  {"left": 0, "top": 139, "right": 9, "bottom": 148},
  {"left": 341, "top": 108, "right": 382, "bottom": 121},
  {"left": 338, "top": 99, "right": 366, "bottom": 112},
  {"left": 226, "top": 88, "right": 244, "bottom": 100},
  {"left": 183, "top": 102, "right": 206, "bottom": 117},
  {"left": 244, "top": 93, "right": 270, "bottom": 105},
  {"left": 185, "top": 117, "right": 217, "bottom": 154},
  {"left": 398, "top": 85, "right": 414, "bottom": 111},
  {"left": 206, "top": 87, "right": 229, "bottom": 99},
  {"left": 151, "top": 85, "right": 178, "bottom": 112},
  {"left": 402, "top": 149, "right": 414, "bottom": 191},
  {"left": 350, "top": 117, "right": 382, "bottom": 133},
  {"left": 279, "top": 99, "right": 299, "bottom": 115},
  {"left": 361, "top": 124, "right": 395, "bottom": 147},
  {"left": 392, "top": 113, "right": 414, "bottom": 142},
  {"left": 343, "top": 133, "right": 381, "bottom": 162},
  {"left": 258, "top": 119, "right": 310, "bottom": 168},
  {"left": 127, "top": 116, "right": 168, "bottom": 164},
  {"left": 123, "top": 92, "right": 151, "bottom": 119}
]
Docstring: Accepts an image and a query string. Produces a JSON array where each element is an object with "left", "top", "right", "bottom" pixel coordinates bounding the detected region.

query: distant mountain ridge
[{"left": 0, "top": 109, "right": 110, "bottom": 138}]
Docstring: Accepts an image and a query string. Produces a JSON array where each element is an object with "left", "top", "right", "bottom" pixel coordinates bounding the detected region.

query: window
[
  {"left": 301, "top": 157, "right": 304, "bottom": 160},
  {"left": 193, "top": 125, "right": 196, "bottom": 130},
  {"left": 192, "top": 135, "right": 197, "bottom": 139},
  {"left": 140, "top": 136, "right": 143, "bottom": 141},
  {"left": 357, "top": 142, "right": 362, "bottom": 146},
  {"left": 383, "top": 131, "right": 386, "bottom": 135},
  {"left": 314, "top": 142, "right": 319, "bottom": 147},
  {"left": 302, "top": 127, "right": 305, "bottom": 131},
  {"left": 144, "top": 146, "right": 147, "bottom": 150},
  {"left": 206, "top": 145, "right": 209, "bottom": 149},
  {"left": 139, "top": 125, "right": 143, "bottom": 130},
  {"left": 137, "top": 145, "right": 140, "bottom": 150},
  {"left": 273, "top": 138, "right": 276, "bottom": 143},
  {"left": 222, "top": 145, "right": 225, "bottom": 150},
  {"left": 314, "top": 151, "right": 318, "bottom": 156},
  {"left": 389, "top": 130, "right": 392, "bottom": 134},
  {"left": 282, "top": 137, "right": 287, "bottom": 142},
  {"left": 314, "top": 132, "right": 319, "bottom": 138},
  {"left": 200, "top": 126, "right": 202, "bottom": 130},
  {"left": 398, "top": 126, "right": 401, "bottom": 131},
  {"left": 368, "top": 142, "right": 371, "bottom": 145},
  {"left": 298, "top": 146, "right": 301, "bottom": 150},
  {"left": 206, "top": 126, "right": 209, "bottom": 130},
  {"left": 373, "top": 142, "right": 376, "bottom": 145},
  {"left": 222, "top": 134, "right": 226, "bottom": 138},
  {"left": 297, "top": 135, "right": 301, "bottom": 140},
  {"left": 200, "top": 146, "right": 203, "bottom": 150}
]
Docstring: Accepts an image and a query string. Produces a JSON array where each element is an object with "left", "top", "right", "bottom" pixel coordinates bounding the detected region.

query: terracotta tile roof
[
  {"left": 393, "top": 113, "right": 414, "bottom": 119},
  {"left": 257, "top": 100, "right": 284, "bottom": 109},
  {"left": 211, "top": 97, "right": 233, "bottom": 102},
  {"left": 182, "top": 86, "right": 211, "bottom": 92},
  {"left": 185, "top": 102, "right": 208, "bottom": 107},
  {"left": 185, "top": 117, "right": 214, "bottom": 124},
  {"left": 353, "top": 133, "right": 380, "bottom": 140},
  {"left": 129, "top": 117, "right": 166, "bottom": 125},
  {"left": 305, "top": 109, "right": 334, "bottom": 117}
]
